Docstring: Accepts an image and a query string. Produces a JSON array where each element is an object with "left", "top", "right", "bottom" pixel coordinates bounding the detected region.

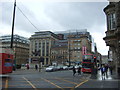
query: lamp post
[
  {"left": 10, "top": 0, "right": 16, "bottom": 49},
  {"left": 68, "top": 34, "right": 71, "bottom": 67}
]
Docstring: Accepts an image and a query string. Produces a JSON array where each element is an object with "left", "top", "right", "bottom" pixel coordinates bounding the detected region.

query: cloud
[
  {"left": 91, "top": 31, "right": 109, "bottom": 55},
  {"left": 1, "top": 1, "right": 109, "bottom": 55},
  {"left": 89, "top": 24, "right": 108, "bottom": 55},
  {"left": 43, "top": 2, "right": 108, "bottom": 30},
  {"left": 2, "top": 1, "right": 45, "bottom": 34}
]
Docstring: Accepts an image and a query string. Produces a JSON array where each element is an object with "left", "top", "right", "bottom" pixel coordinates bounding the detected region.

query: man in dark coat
[
  {"left": 73, "top": 66, "right": 76, "bottom": 76},
  {"left": 77, "top": 66, "right": 81, "bottom": 75},
  {"left": 35, "top": 64, "right": 38, "bottom": 70}
]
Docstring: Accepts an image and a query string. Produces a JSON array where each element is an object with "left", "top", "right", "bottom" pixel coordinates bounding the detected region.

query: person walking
[
  {"left": 100, "top": 65, "right": 105, "bottom": 80},
  {"left": 35, "top": 64, "right": 38, "bottom": 70},
  {"left": 77, "top": 66, "right": 81, "bottom": 75},
  {"left": 104, "top": 64, "right": 109, "bottom": 77},
  {"left": 109, "top": 66, "right": 113, "bottom": 75},
  {"left": 72, "top": 66, "right": 76, "bottom": 76},
  {"left": 26, "top": 64, "right": 29, "bottom": 70}
]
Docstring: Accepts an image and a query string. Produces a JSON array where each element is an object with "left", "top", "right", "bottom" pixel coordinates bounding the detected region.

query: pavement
[{"left": 96, "top": 69, "right": 120, "bottom": 81}]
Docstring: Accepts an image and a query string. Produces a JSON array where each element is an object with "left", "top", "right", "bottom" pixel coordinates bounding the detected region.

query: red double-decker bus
[
  {"left": 0, "top": 48, "right": 14, "bottom": 74},
  {"left": 82, "top": 54, "right": 94, "bottom": 73}
]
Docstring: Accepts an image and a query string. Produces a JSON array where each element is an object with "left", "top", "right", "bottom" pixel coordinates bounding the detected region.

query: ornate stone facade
[{"left": 103, "top": 1, "right": 120, "bottom": 75}]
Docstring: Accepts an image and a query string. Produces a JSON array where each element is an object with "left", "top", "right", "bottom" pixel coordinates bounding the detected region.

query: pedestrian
[
  {"left": 104, "top": 64, "right": 109, "bottom": 77},
  {"left": 100, "top": 65, "right": 105, "bottom": 80},
  {"left": 26, "top": 64, "right": 29, "bottom": 70},
  {"left": 77, "top": 66, "right": 81, "bottom": 75},
  {"left": 35, "top": 64, "right": 38, "bottom": 70},
  {"left": 72, "top": 66, "right": 76, "bottom": 76},
  {"left": 13, "top": 64, "right": 16, "bottom": 71},
  {"left": 109, "top": 66, "right": 113, "bottom": 75}
]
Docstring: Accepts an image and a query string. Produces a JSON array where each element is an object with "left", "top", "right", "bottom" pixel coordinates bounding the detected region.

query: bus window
[
  {"left": 82, "top": 63, "right": 92, "bottom": 68},
  {"left": 83, "top": 59, "right": 91, "bottom": 62},
  {"left": 4, "top": 59, "right": 12, "bottom": 67}
]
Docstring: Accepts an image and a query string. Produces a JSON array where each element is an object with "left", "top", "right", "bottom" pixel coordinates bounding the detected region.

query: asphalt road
[{"left": 1, "top": 69, "right": 120, "bottom": 90}]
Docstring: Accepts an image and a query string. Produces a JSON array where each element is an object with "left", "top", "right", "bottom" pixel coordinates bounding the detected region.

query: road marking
[
  {"left": 23, "top": 77, "right": 37, "bottom": 90},
  {"left": 5, "top": 77, "right": 8, "bottom": 88},
  {"left": 74, "top": 80, "right": 88, "bottom": 88},
  {"left": 64, "top": 87, "right": 73, "bottom": 88},
  {"left": 41, "top": 78, "right": 63, "bottom": 89},
  {"left": 9, "top": 81, "right": 27, "bottom": 82},
  {"left": 8, "top": 84, "right": 30, "bottom": 86},
  {"left": 55, "top": 78, "right": 78, "bottom": 85}
]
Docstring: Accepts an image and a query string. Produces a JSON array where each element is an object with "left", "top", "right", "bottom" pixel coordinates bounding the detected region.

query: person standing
[
  {"left": 72, "top": 66, "right": 76, "bottom": 76},
  {"left": 104, "top": 64, "right": 109, "bottom": 77},
  {"left": 35, "top": 64, "right": 38, "bottom": 70},
  {"left": 77, "top": 66, "right": 81, "bottom": 75},
  {"left": 109, "top": 66, "right": 113, "bottom": 75},
  {"left": 13, "top": 64, "right": 16, "bottom": 71}
]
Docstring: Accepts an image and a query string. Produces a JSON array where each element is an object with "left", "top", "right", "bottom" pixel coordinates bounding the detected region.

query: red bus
[
  {"left": 0, "top": 48, "right": 14, "bottom": 74},
  {"left": 82, "top": 54, "right": 94, "bottom": 73}
]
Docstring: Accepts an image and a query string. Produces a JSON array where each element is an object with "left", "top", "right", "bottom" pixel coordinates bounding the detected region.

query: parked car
[
  {"left": 79, "top": 65, "right": 82, "bottom": 68},
  {"left": 16, "top": 64, "right": 21, "bottom": 69},
  {"left": 58, "top": 66, "right": 64, "bottom": 70},
  {"left": 46, "top": 66, "right": 55, "bottom": 72},
  {"left": 75, "top": 65, "right": 79, "bottom": 69},
  {"left": 21, "top": 64, "right": 26, "bottom": 70},
  {"left": 55, "top": 66, "right": 61, "bottom": 70},
  {"left": 68, "top": 66, "right": 73, "bottom": 70},
  {"left": 63, "top": 66, "right": 69, "bottom": 70}
]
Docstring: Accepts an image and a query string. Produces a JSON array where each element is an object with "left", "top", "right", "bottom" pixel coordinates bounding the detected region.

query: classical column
[
  {"left": 41, "top": 40, "right": 43, "bottom": 56},
  {"left": 49, "top": 40, "right": 52, "bottom": 65},
  {"left": 44, "top": 40, "right": 47, "bottom": 65}
]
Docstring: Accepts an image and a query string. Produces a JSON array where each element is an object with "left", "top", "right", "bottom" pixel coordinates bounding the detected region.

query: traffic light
[
  {"left": 94, "top": 57, "right": 96, "bottom": 59},
  {"left": 94, "top": 57, "right": 96, "bottom": 62}
]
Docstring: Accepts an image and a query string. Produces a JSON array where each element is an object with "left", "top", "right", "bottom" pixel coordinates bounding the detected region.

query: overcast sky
[{"left": 1, "top": 0, "right": 109, "bottom": 55}]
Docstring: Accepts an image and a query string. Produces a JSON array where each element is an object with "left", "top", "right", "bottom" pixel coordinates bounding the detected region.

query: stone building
[
  {"left": 67, "top": 31, "right": 92, "bottom": 65},
  {"left": 102, "top": 55, "right": 108, "bottom": 64},
  {"left": 103, "top": 1, "right": 120, "bottom": 75},
  {"left": 29, "top": 30, "right": 96, "bottom": 67},
  {"left": 0, "top": 34, "right": 29, "bottom": 65},
  {"left": 29, "top": 31, "right": 59, "bottom": 67},
  {"left": 51, "top": 40, "right": 68, "bottom": 65}
]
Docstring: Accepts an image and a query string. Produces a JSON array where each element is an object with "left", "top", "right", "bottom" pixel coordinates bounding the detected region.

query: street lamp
[
  {"left": 68, "top": 36, "right": 71, "bottom": 67},
  {"left": 10, "top": 0, "right": 16, "bottom": 49}
]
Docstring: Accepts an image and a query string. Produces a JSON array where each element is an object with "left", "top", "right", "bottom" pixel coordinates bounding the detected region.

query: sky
[{"left": 1, "top": 0, "right": 109, "bottom": 55}]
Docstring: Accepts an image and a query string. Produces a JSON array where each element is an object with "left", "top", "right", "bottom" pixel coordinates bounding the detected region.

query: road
[{"left": 1, "top": 69, "right": 120, "bottom": 90}]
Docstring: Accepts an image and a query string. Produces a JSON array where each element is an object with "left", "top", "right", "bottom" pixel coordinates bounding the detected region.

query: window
[
  {"left": 74, "top": 43, "right": 77, "bottom": 45},
  {"left": 75, "top": 47, "right": 77, "bottom": 49},
  {"left": 78, "top": 47, "right": 80, "bottom": 49},
  {"left": 107, "top": 13, "right": 116, "bottom": 30}
]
